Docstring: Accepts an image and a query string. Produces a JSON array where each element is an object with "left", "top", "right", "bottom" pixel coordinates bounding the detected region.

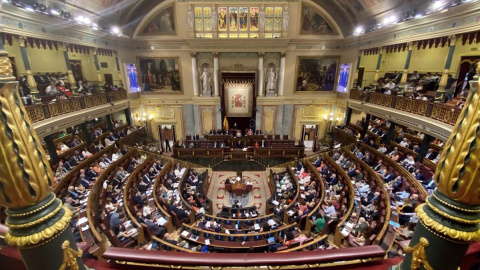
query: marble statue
[
  {"left": 200, "top": 67, "right": 212, "bottom": 95},
  {"left": 265, "top": 67, "right": 277, "bottom": 95}
]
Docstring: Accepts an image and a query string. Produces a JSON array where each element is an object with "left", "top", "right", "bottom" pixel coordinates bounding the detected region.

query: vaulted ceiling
[{"left": 14, "top": 0, "right": 460, "bottom": 38}]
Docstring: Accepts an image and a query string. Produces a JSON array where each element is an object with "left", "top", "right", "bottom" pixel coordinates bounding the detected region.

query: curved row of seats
[
  {"left": 335, "top": 147, "right": 393, "bottom": 248},
  {"left": 53, "top": 127, "right": 144, "bottom": 194}
]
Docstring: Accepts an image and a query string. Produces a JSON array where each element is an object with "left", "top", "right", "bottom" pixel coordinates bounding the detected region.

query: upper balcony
[{"left": 347, "top": 90, "right": 458, "bottom": 141}]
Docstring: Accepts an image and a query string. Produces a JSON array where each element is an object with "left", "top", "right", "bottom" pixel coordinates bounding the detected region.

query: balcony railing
[
  {"left": 24, "top": 89, "right": 127, "bottom": 123},
  {"left": 349, "top": 90, "right": 461, "bottom": 125}
]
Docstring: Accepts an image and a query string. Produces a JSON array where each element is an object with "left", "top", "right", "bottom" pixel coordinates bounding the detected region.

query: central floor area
[{"left": 207, "top": 171, "right": 271, "bottom": 216}]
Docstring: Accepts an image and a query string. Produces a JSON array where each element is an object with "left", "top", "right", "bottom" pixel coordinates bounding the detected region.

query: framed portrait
[
  {"left": 137, "top": 57, "right": 182, "bottom": 93},
  {"left": 295, "top": 56, "right": 339, "bottom": 93}
]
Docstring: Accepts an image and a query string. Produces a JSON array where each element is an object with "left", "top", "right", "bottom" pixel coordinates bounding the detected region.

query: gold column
[
  {"left": 0, "top": 40, "right": 85, "bottom": 270},
  {"left": 17, "top": 36, "right": 38, "bottom": 95}
]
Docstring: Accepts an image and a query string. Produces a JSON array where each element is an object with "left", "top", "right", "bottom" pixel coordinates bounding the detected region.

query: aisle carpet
[{"left": 207, "top": 171, "right": 270, "bottom": 216}]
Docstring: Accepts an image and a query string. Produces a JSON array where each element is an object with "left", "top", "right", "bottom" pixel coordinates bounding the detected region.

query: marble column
[
  {"left": 278, "top": 52, "right": 286, "bottom": 96},
  {"left": 373, "top": 47, "right": 383, "bottom": 83},
  {"left": 0, "top": 41, "right": 86, "bottom": 270},
  {"left": 435, "top": 35, "right": 457, "bottom": 103},
  {"left": 92, "top": 48, "right": 103, "bottom": 82},
  {"left": 213, "top": 52, "right": 219, "bottom": 96},
  {"left": 258, "top": 53, "right": 264, "bottom": 97},
  {"left": 16, "top": 36, "right": 39, "bottom": 97},
  {"left": 62, "top": 43, "right": 77, "bottom": 90},
  {"left": 191, "top": 53, "right": 199, "bottom": 96},
  {"left": 399, "top": 42, "right": 414, "bottom": 90}
]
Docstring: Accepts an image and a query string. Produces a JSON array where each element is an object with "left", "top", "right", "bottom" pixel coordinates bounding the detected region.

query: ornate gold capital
[
  {"left": 17, "top": 36, "right": 26, "bottom": 47},
  {"left": 434, "top": 66, "right": 480, "bottom": 205}
]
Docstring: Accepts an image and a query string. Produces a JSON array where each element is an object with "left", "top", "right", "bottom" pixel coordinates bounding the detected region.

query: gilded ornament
[
  {"left": 416, "top": 205, "right": 480, "bottom": 242},
  {"left": 0, "top": 82, "right": 54, "bottom": 208},
  {"left": 59, "top": 240, "right": 82, "bottom": 270},
  {"left": 404, "top": 237, "right": 433, "bottom": 270},
  {"left": 5, "top": 207, "right": 73, "bottom": 247},
  {"left": 434, "top": 71, "right": 480, "bottom": 205}
]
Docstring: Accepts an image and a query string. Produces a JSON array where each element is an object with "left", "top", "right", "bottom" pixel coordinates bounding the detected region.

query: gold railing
[
  {"left": 348, "top": 91, "right": 462, "bottom": 126},
  {"left": 24, "top": 89, "right": 127, "bottom": 123},
  {"left": 369, "top": 92, "right": 393, "bottom": 107},
  {"left": 430, "top": 103, "right": 462, "bottom": 125},
  {"left": 395, "top": 97, "right": 429, "bottom": 116},
  {"left": 349, "top": 89, "right": 363, "bottom": 100}
]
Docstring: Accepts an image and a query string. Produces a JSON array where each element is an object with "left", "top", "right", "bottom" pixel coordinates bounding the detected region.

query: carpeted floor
[{"left": 207, "top": 171, "right": 270, "bottom": 216}]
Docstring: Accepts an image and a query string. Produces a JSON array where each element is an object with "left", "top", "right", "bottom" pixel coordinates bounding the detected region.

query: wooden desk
[
  {"left": 231, "top": 150, "right": 249, "bottom": 160},
  {"left": 232, "top": 181, "right": 246, "bottom": 196}
]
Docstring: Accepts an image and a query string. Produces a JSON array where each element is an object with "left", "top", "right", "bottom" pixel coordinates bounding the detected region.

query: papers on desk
[
  {"left": 276, "top": 188, "right": 281, "bottom": 193},
  {"left": 205, "top": 239, "right": 210, "bottom": 245},
  {"left": 254, "top": 224, "right": 260, "bottom": 230},
  {"left": 287, "top": 210, "right": 295, "bottom": 216},
  {"left": 181, "top": 230, "right": 190, "bottom": 237},
  {"left": 81, "top": 225, "right": 90, "bottom": 232},
  {"left": 272, "top": 200, "right": 279, "bottom": 206},
  {"left": 267, "top": 219, "right": 276, "bottom": 226},
  {"left": 173, "top": 183, "right": 179, "bottom": 188},
  {"left": 276, "top": 183, "right": 280, "bottom": 188},
  {"left": 340, "top": 227, "right": 351, "bottom": 237},
  {"left": 345, "top": 222, "right": 354, "bottom": 229},
  {"left": 157, "top": 217, "right": 167, "bottom": 226},
  {"left": 245, "top": 213, "right": 250, "bottom": 218},
  {"left": 77, "top": 217, "right": 88, "bottom": 226},
  {"left": 225, "top": 229, "right": 230, "bottom": 234},
  {"left": 250, "top": 212, "right": 257, "bottom": 217},
  {"left": 189, "top": 235, "right": 199, "bottom": 241}
]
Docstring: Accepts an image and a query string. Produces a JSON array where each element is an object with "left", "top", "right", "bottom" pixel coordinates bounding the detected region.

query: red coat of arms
[{"left": 231, "top": 94, "right": 246, "bottom": 108}]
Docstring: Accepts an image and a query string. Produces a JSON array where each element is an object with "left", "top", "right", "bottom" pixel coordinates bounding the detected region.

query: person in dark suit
[
  {"left": 165, "top": 138, "right": 171, "bottom": 152},
  {"left": 132, "top": 190, "right": 144, "bottom": 206},
  {"left": 235, "top": 140, "right": 244, "bottom": 149},
  {"left": 63, "top": 160, "right": 74, "bottom": 171},
  {"left": 425, "top": 149, "right": 436, "bottom": 160},
  {"left": 173, "top": 204, "right": 189, "bottom": 220},
  {"left": 146, "top": 218, "right": 166, "bottom": 238}
]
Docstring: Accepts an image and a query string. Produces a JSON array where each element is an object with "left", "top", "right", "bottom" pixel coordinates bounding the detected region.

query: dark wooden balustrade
[
  {"left": 348, "top": 90, "right": 462, "bottom": 126},
  {"left": 24, "top": 89, "right": 127, "bottom": 123}
]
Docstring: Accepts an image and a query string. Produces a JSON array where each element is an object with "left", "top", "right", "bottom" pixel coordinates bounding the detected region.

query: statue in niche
[
  {"left": 187, "top": 5, "right": 194, "bottom": 30},
  {"left": 200, "top": 64, "right": 212, "bottom": 96},
  {"left": 283, "top": 7, "right": 289, "bottom": 30},
  {"left": 265, "top": 63, "right": 277, "bottom": 96}
]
